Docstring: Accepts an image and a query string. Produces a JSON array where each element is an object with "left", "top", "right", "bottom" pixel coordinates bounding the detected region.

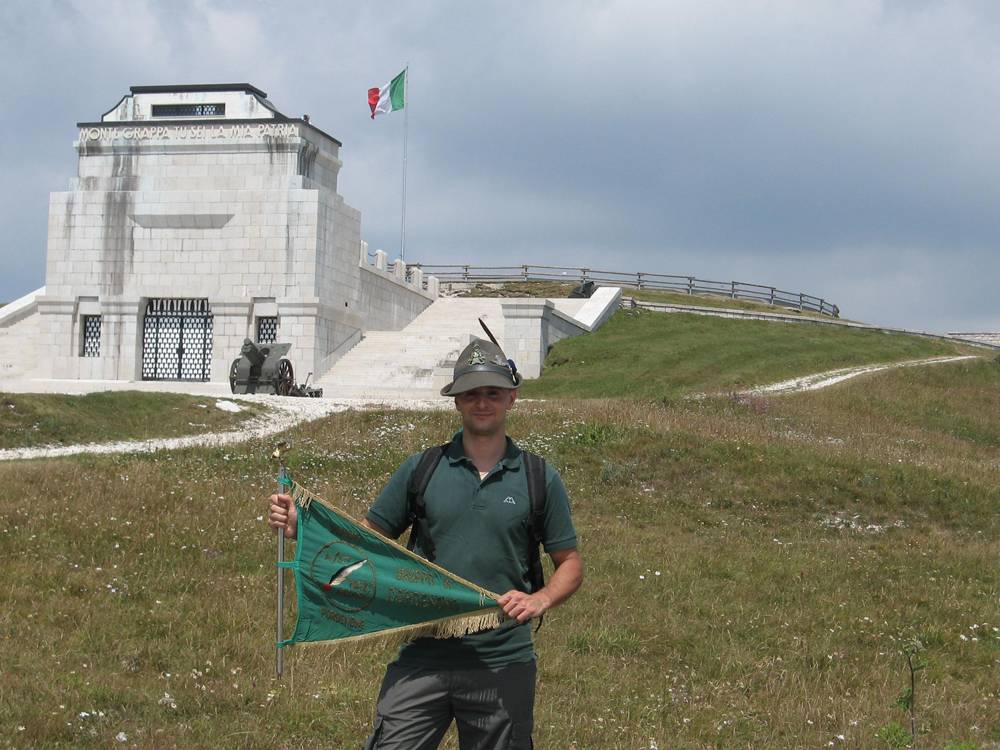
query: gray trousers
[{"left": 361, "top": 660, "right": 536, "bottom": 750}]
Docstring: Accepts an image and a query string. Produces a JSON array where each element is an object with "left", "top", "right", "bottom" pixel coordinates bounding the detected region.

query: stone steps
[{"left": 316, "top": 298, "right": 512, "bottom": 397}]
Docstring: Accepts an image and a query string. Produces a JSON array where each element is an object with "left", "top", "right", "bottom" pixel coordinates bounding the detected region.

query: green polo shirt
[{"left": 366, "top": 431, "right": 578, "bottom": 668}]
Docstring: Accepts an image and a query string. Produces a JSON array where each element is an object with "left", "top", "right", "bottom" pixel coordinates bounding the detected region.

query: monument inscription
[{"left": 79, "top": 122, "right": 298, "bottom": 143}]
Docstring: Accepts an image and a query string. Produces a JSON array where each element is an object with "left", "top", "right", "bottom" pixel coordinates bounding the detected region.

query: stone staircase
[{"left": 316, "top": 298, "right": 509, "bottom": 399}]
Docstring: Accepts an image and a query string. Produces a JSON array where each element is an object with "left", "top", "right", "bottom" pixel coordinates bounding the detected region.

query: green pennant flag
[{"left": 278, "top": 482, "right": 505, "bottom": 648}]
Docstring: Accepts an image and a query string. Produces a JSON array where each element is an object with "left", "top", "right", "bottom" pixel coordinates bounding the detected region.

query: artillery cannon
[
  {"left": 229, "top": 338, "right": 324, "bottom": 397},
  {"left": 229, "top": 338, "right": 295, "bottom": 395}
]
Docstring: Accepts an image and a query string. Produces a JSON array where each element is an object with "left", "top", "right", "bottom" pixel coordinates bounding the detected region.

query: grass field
[
  {"left": 0, "top": 392, "right": 265, "bottom": 450},
  {"left": 521, "top": 309, "right": 971, "bottom": 400},
  {"left": 625, "top": 288, "right": 844, "bottom": 319},
  {"left": 1, "top": 314, "right": 997, "bottom": 748}
]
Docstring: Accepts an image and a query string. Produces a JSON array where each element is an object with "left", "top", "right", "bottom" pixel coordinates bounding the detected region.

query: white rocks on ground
[{"left": 0, "top": 395, "right": 451, "bottom": 462}]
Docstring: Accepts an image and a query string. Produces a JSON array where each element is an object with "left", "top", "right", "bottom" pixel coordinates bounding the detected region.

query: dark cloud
[{"left": 2, "top": 0, "right": 998, "bottom": 332}]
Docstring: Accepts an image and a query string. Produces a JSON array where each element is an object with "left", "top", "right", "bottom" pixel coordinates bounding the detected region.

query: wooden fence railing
[{"left": 408, "top": 264, "right": 840, "bottom": 317}]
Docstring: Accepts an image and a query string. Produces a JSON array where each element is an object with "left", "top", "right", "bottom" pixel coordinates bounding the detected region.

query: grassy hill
[
  {"left": 1, "top": 313, "right": 997, "bottom": 748},
  {"left": 522, "top": 308, "right": 970, "bottom": 399},
  {"left": 0, "top": 391, "right": 265, "bottom": 450}
]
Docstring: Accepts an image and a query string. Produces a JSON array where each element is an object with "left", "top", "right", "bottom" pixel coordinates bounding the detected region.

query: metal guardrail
[{"left": 408, "top": 264, "right": 839, "bottom": 317}]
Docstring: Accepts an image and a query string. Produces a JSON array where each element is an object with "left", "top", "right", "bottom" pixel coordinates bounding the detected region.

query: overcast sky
[{"left": 2, "top": 0, "right": 998, "bottom": 332}]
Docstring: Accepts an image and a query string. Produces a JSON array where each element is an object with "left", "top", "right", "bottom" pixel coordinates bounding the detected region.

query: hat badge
[{"left": 468, "top": 345, "right": 486, "bottom": 366}]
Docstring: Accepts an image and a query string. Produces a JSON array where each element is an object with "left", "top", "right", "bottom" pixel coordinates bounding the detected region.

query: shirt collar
[{"left": 445, "top": 430, "right": 523, "bottom": 471}]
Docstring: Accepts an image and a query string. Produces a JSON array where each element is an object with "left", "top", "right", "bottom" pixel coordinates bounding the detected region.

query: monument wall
[{"left": 31, "top": 84, "right": 433, "bottom": 384}]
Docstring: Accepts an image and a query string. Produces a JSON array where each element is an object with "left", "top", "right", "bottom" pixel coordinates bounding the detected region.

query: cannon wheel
[
  {"left": 229, "top": 359, "right": 240, "bottom": 393},
  {"left": 275, "top": 359, "right": 294, "bottom": 396}
]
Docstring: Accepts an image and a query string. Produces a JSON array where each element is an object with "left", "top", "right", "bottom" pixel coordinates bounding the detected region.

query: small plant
[
  {"left": 573, "top": 422, "right": 621, "bottom": 446},
  {"left": 876, "top": 721, "right": 911, "bottom": 749},
  {"left": 886, "top": 638, "right": 926, "bottom": 747},
  {"left": 599, "top": 458, "right": 639, "bottom": 484}
]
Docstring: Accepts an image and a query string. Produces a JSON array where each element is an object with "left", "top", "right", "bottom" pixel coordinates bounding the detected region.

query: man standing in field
[{"left": 268, "top": 337, "right": 583, "bottom": 749}]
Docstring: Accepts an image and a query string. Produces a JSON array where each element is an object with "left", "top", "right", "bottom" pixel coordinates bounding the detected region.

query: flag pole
[
  {"left": 400, "top": 63, "right": 409, "bottom": 262},
  {"left": 272, "top": 441, "right": 291, "bottom": 678},
  {"left": 276, "top": 472, "right": 285, "bottom": 678}
]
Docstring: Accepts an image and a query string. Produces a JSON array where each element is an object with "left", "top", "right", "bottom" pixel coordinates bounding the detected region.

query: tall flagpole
[{"left": 400, "top": 63, "right": 409, "bottom": 262}]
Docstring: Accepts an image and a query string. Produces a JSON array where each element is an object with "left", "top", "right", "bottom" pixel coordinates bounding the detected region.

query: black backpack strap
[
  {"left": 405, "top": 444, "right": 448, "bottom": 561},
  {"left": 522, "top": 450, "right": 548, "bottom": 630}
]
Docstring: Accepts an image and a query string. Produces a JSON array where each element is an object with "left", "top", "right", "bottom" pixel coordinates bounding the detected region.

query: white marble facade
[{"left": 34, "top": 83, "right": 433, "bottom": 383}]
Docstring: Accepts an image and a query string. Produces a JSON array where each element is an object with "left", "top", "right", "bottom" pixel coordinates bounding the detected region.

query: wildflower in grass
[{"left": 158, "top": 693, "right": 177, "bottom": 709}]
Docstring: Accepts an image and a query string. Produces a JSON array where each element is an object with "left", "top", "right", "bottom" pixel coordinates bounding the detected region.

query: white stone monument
[{"left": 22, "top": 83, "right": 433, "bottom": 385}]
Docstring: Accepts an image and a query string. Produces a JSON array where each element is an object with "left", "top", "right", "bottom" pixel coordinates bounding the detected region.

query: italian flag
[{"left": 368, "top": 69, "right": 406, "bottom": 119}]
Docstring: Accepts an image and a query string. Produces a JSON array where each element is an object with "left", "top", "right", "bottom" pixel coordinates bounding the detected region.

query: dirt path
[
  {"left": 745, "top": 355, "right": 980, "bottom": 395},
  {"left": 1, "top": 355, "right": 982, "bottom": 461},
  {"left": 0, "top": 395, "right": 449, "bottom": 462}
]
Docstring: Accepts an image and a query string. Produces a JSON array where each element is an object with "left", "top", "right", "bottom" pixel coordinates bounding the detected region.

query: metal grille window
[
  {"left": 151, "top": 103, "right": 225, "bottom": 118},
  {"left": 141, "top": 298, "right": 213, "bottom": 381},
  {"left": 257, "top": 316, "right": 278, "bottom": 344},
  {"left": 81, "top": 315, "right": 101, "bottom": 357}
]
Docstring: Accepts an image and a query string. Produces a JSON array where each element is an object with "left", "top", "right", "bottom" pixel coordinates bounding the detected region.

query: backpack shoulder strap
[
  {"left": 522, "top": 450, "right": 547, "bottom": 549},
  {"left": 405, "top": 444, "right": 448, "bottom": 561},
  {"left": 521, "top": 449, "right": 548, "bottom": 629}
]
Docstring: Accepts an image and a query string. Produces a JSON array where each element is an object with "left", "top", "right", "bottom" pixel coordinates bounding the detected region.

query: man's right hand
[{"left": 268, "top": 493, "right": 297, "bottom": 539}]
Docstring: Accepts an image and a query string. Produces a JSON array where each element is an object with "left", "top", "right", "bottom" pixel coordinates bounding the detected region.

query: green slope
[
  {"left": 3, "top": 360, "right": 999, "bottom": 747},
  {"left": 522, "top": 308, "right": 967, "bottom": 399},
  {"left": 1, "top": 312, "right": 997, "bottom": 748},
  {"left": 0, "top": 391, "right": 265, "bottom": 449}
]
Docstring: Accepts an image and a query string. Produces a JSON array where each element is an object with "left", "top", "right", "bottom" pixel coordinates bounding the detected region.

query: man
[{"left": 269, "top": 337, "right": 583, "bottom": 749}]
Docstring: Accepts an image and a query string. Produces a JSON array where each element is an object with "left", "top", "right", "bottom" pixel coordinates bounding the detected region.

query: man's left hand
[{"left": 497, "top": 590, "right": 551, "bottom": 623}]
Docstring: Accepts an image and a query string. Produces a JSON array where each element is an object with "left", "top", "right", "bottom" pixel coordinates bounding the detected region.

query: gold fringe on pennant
[
  {"left": 290, "top": 483, "right": 317, "bottom": 511},
  {"left": 302, "top": 607, "right": 508, "bottom": 650}
]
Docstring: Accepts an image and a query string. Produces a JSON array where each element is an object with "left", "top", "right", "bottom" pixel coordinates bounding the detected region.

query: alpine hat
[{"left": 440, "top": 338, "right": 522, "bottom": 396}]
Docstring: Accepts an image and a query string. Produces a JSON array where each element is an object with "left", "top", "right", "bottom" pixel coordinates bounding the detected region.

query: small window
[
  {"left": 257, "top": 317, "right": 278, "bottom": 344},
  {"left": 151, "top": 103, "right": 226, "bottom": 118},
  {"left": 81, "top": 315, "right": 101, "bottom": 357}
]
